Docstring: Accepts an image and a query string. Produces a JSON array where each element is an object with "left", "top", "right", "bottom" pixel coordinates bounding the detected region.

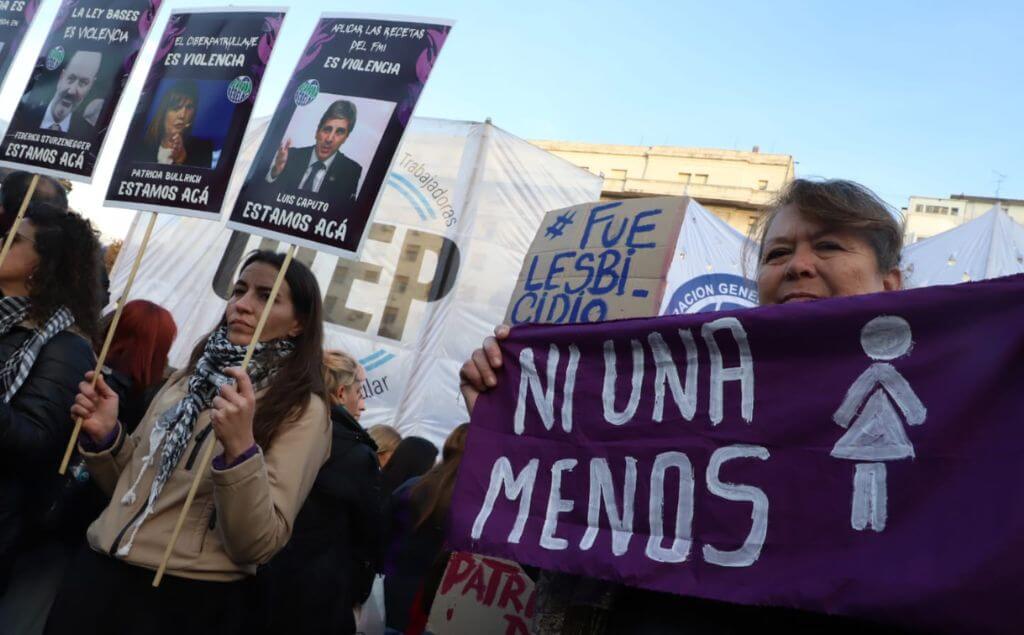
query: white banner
[
  {"left": 659, "top": 198, "right": 759, "bottom": 315},
  {"left": 108, "top": 116, "right": 602, "bottom": 445}
]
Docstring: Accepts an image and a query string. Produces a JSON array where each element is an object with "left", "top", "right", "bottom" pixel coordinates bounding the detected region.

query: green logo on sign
[
  {"left": 45, "top": 46, "right": 65, "bottom": 71},
  {"left": 294, "top": 79, "right": 319, "bottom": 106},
  {"left": 226, "top": 76, "right": 253, "bottom": 104}
]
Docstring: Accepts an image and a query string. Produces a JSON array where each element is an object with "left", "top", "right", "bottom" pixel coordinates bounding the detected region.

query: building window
[
  {"left": 950, "top": 207, "right": 959, "bottom": 216},
  {"left": 756, "top": 179, "right": 768, "bottom": 190},
  {"left": 608, "top": 169, "right": 627, "bottom": 181},
  {"left": 925, "top": 205, "right": 949, "bottom": 215},
  {"left": 915, "top": 204, "right": 923, "bottom": 212},
  {"left": 403, "top": 245, "right": 420, "bottom": 262},
  {"left": 394, "top": 274, "right": 409, "bottom": 294},
  {"left": 678, "top": 172, "right": 691, "bottom": 182},
  {"left": 693, "top": 174, "right": 708, "bottom": 185}
]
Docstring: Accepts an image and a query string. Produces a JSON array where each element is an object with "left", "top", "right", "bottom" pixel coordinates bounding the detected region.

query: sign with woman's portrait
[{"left": 104, "top": 8, "right": 285, "bottom": 218}]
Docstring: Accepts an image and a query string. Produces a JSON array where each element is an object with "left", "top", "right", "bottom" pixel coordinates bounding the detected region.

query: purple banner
[
  {"left": 450, "top": 274, "right": 1024, "bottom": 633},
  {"left": 104, "top": 9, "right": 284, "bottom": 219},
  {"left": 0, "top": 0, "right": 161, "bottom": 182}
]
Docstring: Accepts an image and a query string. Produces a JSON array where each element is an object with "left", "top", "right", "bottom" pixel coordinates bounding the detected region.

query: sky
[{"left": 1, "top": 0, "right": 1020, "bottom": 239}]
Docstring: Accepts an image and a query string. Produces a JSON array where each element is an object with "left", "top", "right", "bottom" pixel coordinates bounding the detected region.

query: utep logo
[
  {"left": 226, "top": 76, "right": 253, "bottom": 104},
  {"left": 294, "top": 79, "right": 320, "bottom": 106},
  {"left": 45, "top": 46, "right": 65, "bottom": 71},
  {"left": 668, "top": 274, "right": 758, "bottom": 314}
]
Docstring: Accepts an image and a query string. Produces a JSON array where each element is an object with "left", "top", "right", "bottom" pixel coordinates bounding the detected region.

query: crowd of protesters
[{"left": 0, "top": 168, "right": 921, "bottom": 634}]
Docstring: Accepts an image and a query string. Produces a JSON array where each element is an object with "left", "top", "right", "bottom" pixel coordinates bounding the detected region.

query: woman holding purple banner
[{"left": 459, "top": 178, "right": 907, "bottom": 633}]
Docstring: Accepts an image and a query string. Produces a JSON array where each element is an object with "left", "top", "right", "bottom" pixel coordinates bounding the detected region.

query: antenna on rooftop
[{"left": 993, "top": 171, "right": 1007, "bottom": 200}]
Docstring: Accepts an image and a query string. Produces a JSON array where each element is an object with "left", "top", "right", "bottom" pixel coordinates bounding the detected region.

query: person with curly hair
[
  {"left": 0, "top": 204, "right": 102, "bottom": 632},
  {"left": 0, "top": 172, "right": 69, "bottom": 233}
]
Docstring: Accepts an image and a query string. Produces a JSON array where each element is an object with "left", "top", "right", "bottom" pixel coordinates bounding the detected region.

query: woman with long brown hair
[
  {"left": 382, "top": 423, "right": 468, "bottom": 634},
  {"left": 45, "top": 250, "right": 331, "bottom": 635}
]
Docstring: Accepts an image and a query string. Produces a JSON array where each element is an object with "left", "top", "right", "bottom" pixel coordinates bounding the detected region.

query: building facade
[
  {"left": 903, "top": 194, "right": 1024, "bottom": 243},
  {"left": 530, "top": 140, "right": 795, "bottom": 236}
]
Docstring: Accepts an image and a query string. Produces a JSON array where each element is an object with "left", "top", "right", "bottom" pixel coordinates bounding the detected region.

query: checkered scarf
[
  {"left": 0, "top": 296, "right": 74, "bottom": 404},
  {"left": 115, "top": 326, "right": 294, "bottom": 556}
]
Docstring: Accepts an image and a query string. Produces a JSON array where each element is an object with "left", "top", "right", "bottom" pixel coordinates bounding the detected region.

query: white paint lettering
[
  {"left": 645, "top": 451, "right": 695, "bottom": 563},
  {"left": 702, "top": 317, "right": 754, "bottom": 425},
  {"left": 580, "top": 457, "right": 637, "bottom": 556},
  {"left": 471, "top": 457, "right": 539, "bottom": 543},
  {"left": 703, "top": 445, "right": 770, "bottom": 567}
]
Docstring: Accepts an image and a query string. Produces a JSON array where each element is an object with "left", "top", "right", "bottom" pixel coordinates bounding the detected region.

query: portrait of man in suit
[
  {"left": 266, "top": 99, "right": 363, "bottom": 202},
  {"left": 29, "top": 50, "right": 103, "bottom": 137}
]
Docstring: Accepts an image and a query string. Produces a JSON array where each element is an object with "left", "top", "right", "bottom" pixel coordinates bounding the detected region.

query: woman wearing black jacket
[
  {"left": 253, "top": 350, "right": 381, "bottom": 635},
  {"left": 0, "top": 205, "right": 101, "bottom": 631}
]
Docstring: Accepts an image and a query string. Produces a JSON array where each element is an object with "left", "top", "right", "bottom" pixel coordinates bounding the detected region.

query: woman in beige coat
[{"left": 45, "top": 250, "right": 331, "bottom": 635}]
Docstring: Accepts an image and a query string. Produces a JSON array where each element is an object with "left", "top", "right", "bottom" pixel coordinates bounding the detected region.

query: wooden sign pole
[
  {"left": 152, "top": 244, "right": 296, "bottom": 587},
  {"left": 59, "top": 212, "right": 159, "bottom": 475},
  {"left": 0, "top": 173, "right": 40, "bottom": 268}
]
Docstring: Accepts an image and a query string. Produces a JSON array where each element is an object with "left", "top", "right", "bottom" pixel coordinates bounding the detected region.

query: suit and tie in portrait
[
  {"left": 17, "top": 50, "right": 103, "bottom": 139},
  {"left": 267, "top": 99, "right": 363, "bottom": 203}
]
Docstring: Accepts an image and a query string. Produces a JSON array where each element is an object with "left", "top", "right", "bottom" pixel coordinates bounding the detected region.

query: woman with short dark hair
[
  {"left": 459, "top": 178, "right": 912, "bottom": 633},
  {"left": 380, "top": 436, "right": 438, "bottom": 498},
  {"left": 755, "top": 178, "right": 903, "bottom": 304}
]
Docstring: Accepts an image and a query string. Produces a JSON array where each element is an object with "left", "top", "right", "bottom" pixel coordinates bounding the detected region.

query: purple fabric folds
[{"left": 450, "top": 275, "right": 1024, "bottom": 633}]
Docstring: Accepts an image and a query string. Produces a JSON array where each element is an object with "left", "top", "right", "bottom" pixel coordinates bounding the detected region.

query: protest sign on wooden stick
[
  {"left": 59, "top": 211, "right": 159, "bottom": 475},
  {"left": 152, "top": 243, "right": 296, "bottom": 587}
]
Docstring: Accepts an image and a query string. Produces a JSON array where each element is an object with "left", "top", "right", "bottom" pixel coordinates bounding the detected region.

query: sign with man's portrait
[
  {"left": 228, "top": 13, "right": 453, "bottom": 258},
  {"left": 104, "top": 8, "right": 285, "bottom": 218},
  {"left": 0, "top": 0, "right": 161, "bottom": 181}
]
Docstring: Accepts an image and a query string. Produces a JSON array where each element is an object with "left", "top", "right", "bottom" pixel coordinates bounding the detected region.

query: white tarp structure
[
  {"left": 902, "top": 206, "right": 1024, "bottom": 288},
  {"left": 108, "top": 117, "right": 601, "bottom": 446},
  {"left": 658, "top": 202, "right": 1024, "bottom": 308},
  {"left": 659, "top": 199, "right": 759, "bottom": 315}
]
